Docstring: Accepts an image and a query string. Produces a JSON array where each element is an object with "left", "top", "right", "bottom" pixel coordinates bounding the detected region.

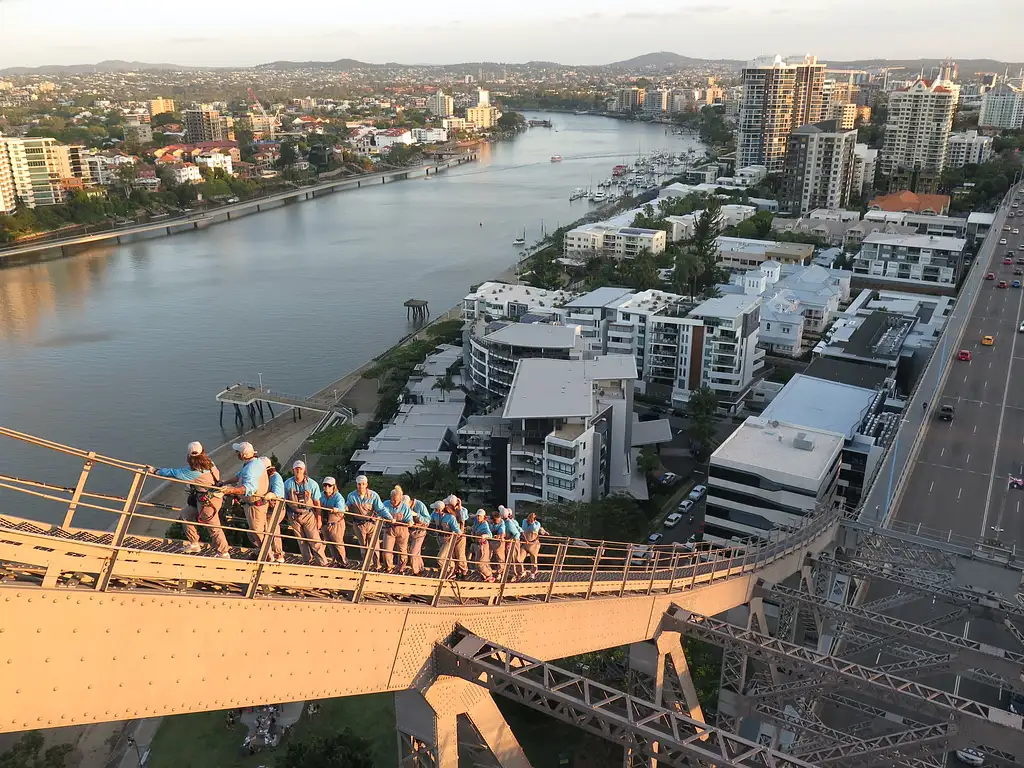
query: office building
[
  {"left": 852, "top": 232, "right": 967, "bottom": 288},
  {"left": 183, "top": 107, "right": 233, "bottom": 143},
  {"left": 563, "top": 223, "right": 667, "bottom": 258},
  {"left": 706, "top": 417, "right": 843, "bottom": 543},
  {"left": 149, "top": 98, "right": 175, "bottom": 117},
  {"left": 737, "top": 55, "right": 826, "bottom": 173},
  {"left": 852, "top": 143, "right": 878, "bottom": 196},
  {"left": 978, "top": 84, "right": 1024, "bottom": 130},
  {"left": 879, "top": 79, "right": 957, "bottom": 194},
  {"left": 945, "top": 130, "right": 994, "bottom": 168},
  {"left": 782, "top": 119, "right": 857, "bottom": 215}
]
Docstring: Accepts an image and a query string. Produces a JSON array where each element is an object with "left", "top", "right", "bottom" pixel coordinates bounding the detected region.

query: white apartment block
[
  {"left": 0, "top": 136, "right": 72, "bottom": 209},
  {"left": 428, "top": 90, "right": 454, "bottom": 117},
  {"left": 945, "top": 130, "right": 994, "bottom": 169},
  {"left": 689, "top": 294, "right": 765, "bottom": 411},
  {"left": 852, "top": 143, "right": 878, "bottom": 196},
  {"left": 169, "top": 163, "right": 203, "bottom": 185},
  {"left": 664, "top": 204, "right": 757, "bottom": 242},
  {"left": 644, "top": 89, "right": 670, "bottom": 113},
  {"left": 706, "top": 417, "right": 843, "bottom": 542},
  {"left": 196, "top": 152, "right": 233, "bottom": 176},
  {"left": 563, "top": 223, "right": 666, "bottom": 258},
  {"left": 782, "top": 119, "right": 857, "bottom": 216},
  {"left": 411, "top": 127, "right": 448, "bottom": 144},
  {"left": 716, "top": 237, "right": 814, "bottom": 271},
  {"left": 978, "top": 85, "right": 1024, "bottom": 130},
  {"left": 462, "top": 282, "right": 577, "bottom": 321},
  {"left": 879, "top": 80, "right": 957, "bottom": 193},
  {"left": 853, "top": 233, "right": 967, "bottom": 287}
]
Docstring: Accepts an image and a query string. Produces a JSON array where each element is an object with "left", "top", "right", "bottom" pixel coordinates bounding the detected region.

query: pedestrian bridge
[{"left": 0, "top": 426, "right": 842, "bottom": 738}]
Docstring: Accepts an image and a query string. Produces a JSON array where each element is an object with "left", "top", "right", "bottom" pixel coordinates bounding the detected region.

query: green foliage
[
  {"left": 674, "top": 105, "right": 734, "bottom": 150},
  {"left": 278, "top": 141, "right": 299, "bottom": 168},
  {"left": 941, "top": 150, "right": 1023, "bottom": 214},
  {"left": 526, "top": 249, "right": 563, "bottom": 290},
  {"left": 310, "top": 423, "right": 368, "bottom": 479},
  {"left": 0, "top": 731, "right": 73, "bottom": 768},
  {"left": 627, "top": 248, "right": 660, "bottom": 290},
  {"left": 682, "top": 638, "right": 722, "bottom": 712},
  {"left": 540, "top": 495, "right": 647, "bottom": 541},
  {"left": 280, "top": 729, "right": 374, "bottom": 768},
  {"left": 687, "top": 386, "right": 719, "bottom": 459},
  {"left": 398, "top": 456, "right": 460, "bottom": 502},
  {"left": 637, "top": 447, "right": 661, "bottom": 476},
  {"left": 730, "top": 210, "right": 774, "bottom": 239},
  {"left": 496, "top": 111, "right": 527, "bottom": 133}
]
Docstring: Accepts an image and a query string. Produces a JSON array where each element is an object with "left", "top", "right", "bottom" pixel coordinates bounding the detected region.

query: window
[
  {"left": 547, "top": 459, "right": 577, "bottom": 476},
  {"left": 547, "top": 443, "right": 577, "bottom": 460},
  {"left": 547, "top": 475, "right": 577, "bottom": 491},
  {"left": 765, "top": 322, "right": 771, "bottom": 330}
]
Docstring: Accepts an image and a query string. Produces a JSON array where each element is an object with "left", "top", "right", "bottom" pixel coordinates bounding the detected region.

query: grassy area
[{"left": 147, "top": 694, "right": 397, "bottom": 768}]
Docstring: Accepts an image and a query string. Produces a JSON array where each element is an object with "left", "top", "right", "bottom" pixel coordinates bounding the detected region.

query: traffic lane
[
  {"left": 917, "top": 397, "right": 1001, "bottom": 470},
  {"left": 984, "top": 401, "right": 1024, "bottom": 546}
]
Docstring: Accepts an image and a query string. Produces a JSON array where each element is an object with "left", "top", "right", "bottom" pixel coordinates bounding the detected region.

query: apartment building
[
  {"left": 149, "top": 98, "right": 175, "bottom": 117},
  {"left": 617, "top": 87, "right": 646, "bottom": 112},
  {"left": 411, "top": 127, "right": 448, "bottom": 144},
  {"left": 852, "top": 232, "right": 967, "bottom": 288},
  {"left": 978, "top": 84, "right": 1024, "bottom": 130},
  {"left": 462, "top": 282, "right": 577, "bottom": 321},
  {"left": 716, "top": 237, "right": 814, "bottom": 271},
  {"left": 852, "top": 143, "right": 878, "bottom": 196},
  {"left": 879, "top": 79, "right": 957, "bottom": 194},
  {"left": 706, "top": 417, "right": 843, "bottom": 543},
  {"left": 563, "top": 223, "right": 667, "bottom": 258},
  {"left": 782, "top": 119, "right": 858, "bottom": 216},
  {"left": 428, "top": 89, "right": 454, "bottom": 117},
  {"left": 689, "top": 294, "right": 765, "bottom": 412},
  {"left": 560, "top": 287, "right": 636, "bottom": 353},
  {"left": 736, "top": 55, "right": 825, "bottom": 173},
  {"left": 945, "top": 130, "right": 994, "bottom": 169},
  {"left": 644, "top": 89, "right": 670, "bottom": 114},
  {"left": 466, "top": 105, "right": 499, "bottom": 130},
  {"left": 183, "top": 107, "right": 233, "bottom": 143},
  {"left": 0, "top": 136, "right": 74, "bottom": 210}
]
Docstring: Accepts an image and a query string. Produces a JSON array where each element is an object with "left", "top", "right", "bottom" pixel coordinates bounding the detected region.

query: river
[{"left": 0, "top": 114, "right": 702, "bottom": 517}]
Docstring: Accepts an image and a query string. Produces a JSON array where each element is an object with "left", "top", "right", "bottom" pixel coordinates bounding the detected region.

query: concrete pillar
[{"left": 396, "top": 676, "right": 532, "bottom": 768}]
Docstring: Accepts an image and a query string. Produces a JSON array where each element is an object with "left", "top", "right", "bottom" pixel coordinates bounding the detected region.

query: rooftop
[
  {"left": 760, "top": 374, "right": 877, "bottom": 440},
  {"left": 692, "top": 293, "right": 761, "bottom": 319},
  {"left": 464, "top": 281, "right": 577, "bottom": 312},
  {"left": 712, "top": 417, "right": 846, "bottom": 484},
  {"left": 502, "top": 356, "right": 637, "bottom": 420},
  {"left": 868, "top": 190, "right": 951, "bottom": 215},
  {"left": 803, "top": 357, "right": 893, "bottom": 390},
  {"left": 484, "top": 322, "right": 581, "bottom": 349},
  {"left": 862, "top": 233, "right": 967, "bottom": 251},
  {"left": 563, "top": 286, "right": 635, "bottom": 309}
]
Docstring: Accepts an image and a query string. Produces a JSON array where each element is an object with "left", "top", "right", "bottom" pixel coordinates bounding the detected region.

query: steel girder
[
  {"left": 667, "top": 609, "right": 1024, "bottom": 756},
  {"left": 435, "top": 628, "right": 820, "bottom": 768},
  {"left": 760, "top": 582, "right": 1024, "bottom": 684},
  {"left": 814, "top": 553, "right": 1024, "bottom": 622},
  {"left": 1007, "top": 619, "right": 1024, "bottom": 651},
  {"left": 837, "top": 608, "right": 969, "bottom": 662},
  {"left": 794, "top": 722, "right": 954, "bottom": 766}
]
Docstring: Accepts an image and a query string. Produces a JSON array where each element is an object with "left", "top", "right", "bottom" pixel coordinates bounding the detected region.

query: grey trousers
[
  {"left": 321, "top": 519, "right": 347, "bottom": 563},
  {"left": 244, "top": 502, "right": 283, "bottom": 558},
  {"left": 437, "top": 533, "right": 468, "bottom": 577},
  {"left": 182, "top": 499, "right": 229, "bottom": 555},
  {"left": 383, "top": 525, "right": 410, "bottom": 571},
  {"left": 408, "top": 527, "right": 428, "bottom": 574},
  {"left": 289, "top": 511, "right": 328, "bottom": 567}
]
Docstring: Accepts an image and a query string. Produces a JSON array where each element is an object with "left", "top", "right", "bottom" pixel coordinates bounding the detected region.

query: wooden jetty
[
  {"left": 405, "top": 298, "right": 430, "bottom": 322},
  {"left": 216, "top": 382, "right": 353, "bottom": 430}
]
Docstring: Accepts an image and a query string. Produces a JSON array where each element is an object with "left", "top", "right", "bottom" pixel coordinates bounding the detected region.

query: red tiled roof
[{"left": 868, "top": 190, "right": 951, "bottom": 214}]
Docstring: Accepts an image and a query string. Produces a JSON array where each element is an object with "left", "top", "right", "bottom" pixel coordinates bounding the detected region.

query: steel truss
[
  {"left": 667, "top": 608, "right": 1024, "bottom": 757},
  {"left": 435, "top": 628, "right": 820, "bottom": 768}
]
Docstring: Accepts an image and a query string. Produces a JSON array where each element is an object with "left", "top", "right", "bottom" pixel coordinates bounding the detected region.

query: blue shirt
[
  {"left": 237, "top": 457, "right": 267, "bottom": 497},
  {"left": 154, "top": 466, "right": 205, "bottom": 482},
  {"left": 346, "top": 489, "right": 384, "bottom": 520},
  {"left": 489, "top": 519, "right": 508, "bottom": 537},
  {"left": 268, "top": 471, "right": 285, "bottom": 498},
  {"left": 435, "top": 511, "right": 461, "bottom": 534},
  {"left": 321, "top": 490, "right": 346, "bottom": 522},
  {"left": 391, "top": 503, "right": 416, "bottom": 524},
  {"left": 504, "top": 518, "right": 523, "bottom": 539},
  {"left": 284, "top": 477, "right": 322, "bottom": 516},
  {"left": 409, "top": 499, "right": 431, "bottom": 525},
  {"left": 470, "top": 519, "right": 492, "bottom": 538},
  {"left": 522, "top": 519, "right": 544, "bottom": 537},
  {"left": 380, "top": 500, "right": 406, "bottom": 522}
]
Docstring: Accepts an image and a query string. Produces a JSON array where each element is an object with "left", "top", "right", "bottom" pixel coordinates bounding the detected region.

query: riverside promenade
[{"left": 0, "top": 153, "right": 477, "bottom": 266}]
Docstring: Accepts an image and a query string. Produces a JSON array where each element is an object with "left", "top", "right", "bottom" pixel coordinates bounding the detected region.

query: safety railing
[{"left": 0, "top": 426, "right": 843, "bottom": 606}]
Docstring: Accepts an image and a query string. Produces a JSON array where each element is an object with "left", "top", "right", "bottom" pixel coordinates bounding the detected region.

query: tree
[
  {"left": 278, "top": 140, "right": 299, "bottom": 168},
  {"left": 627, "top": 248, "right": 660, "bottom": 290},
  {"left": 0, "top": 731, "right": 73, "bottom": 768},
  {"left": 687, "top": 386, "right": 719, "bottom": 460},
  {"left": 527, "top": 249, "right": 562, "bottom": 290},
  {"left": 115, "top": 162, "right": 139, "bottom": 199},
  {"left": 637, "top": 447, "right": 660, "bottom": 477},
  {"left": 540, "top": 496, "right": 647, "bottom": 541},
  {"left": 671, "top": 247, "right": 704, "bottom": 297},
  {"left": 432, "top": 371, "right": 456, "bottom": 402},
  {"left": 281, "top": 729, "right": 374, "bottom": 768},
  {"left": 688, "top": 195, "right": 723, "bottom": 290},
  {"left": 496, "top": 111, "right": 526, "bottom": 133},
  {"left": 399, "top": 456, "right": 460, "bottom": 501}
]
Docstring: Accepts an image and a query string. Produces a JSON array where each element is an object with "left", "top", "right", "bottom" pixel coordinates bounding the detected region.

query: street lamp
[
  {"left": 884, "top": 418, "right": 912, "bottom": 520},
  {"left": 258, "top": 373, "right": 263, "bottom": 392},
  {"left": 126, "top": 736, "right": 143, "bottom": 765}
]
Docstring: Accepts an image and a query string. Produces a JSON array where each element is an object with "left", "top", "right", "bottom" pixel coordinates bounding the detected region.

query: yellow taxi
[{"left": 982, "top": 335, "right": 995, "bottom": 346}]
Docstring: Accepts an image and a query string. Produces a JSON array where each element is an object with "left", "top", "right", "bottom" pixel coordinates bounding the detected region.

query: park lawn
[{"left": 146, "top": 693, "right": 397, "bottom": 768}]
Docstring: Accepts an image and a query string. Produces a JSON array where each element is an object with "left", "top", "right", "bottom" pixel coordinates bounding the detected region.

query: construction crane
[{"left": 247, "top": 87, "right": 277, "bottom": 141}]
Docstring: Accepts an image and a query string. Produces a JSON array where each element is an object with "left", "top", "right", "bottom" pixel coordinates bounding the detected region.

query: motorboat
[{"left": 550, "top": 155, "right": 562, "bottom": 162}]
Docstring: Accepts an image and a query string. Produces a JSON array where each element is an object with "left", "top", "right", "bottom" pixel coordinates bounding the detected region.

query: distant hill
[
  {"left": 0, "top": 60, "right": 201, "bottom": 75},
  {"left": 605, "top": 51, "right": 742, "bottom": 70}
]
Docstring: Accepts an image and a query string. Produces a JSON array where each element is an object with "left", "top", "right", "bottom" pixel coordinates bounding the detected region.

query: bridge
[{"left": 2, "top": 426, "right": 1024, "bottom": 767}]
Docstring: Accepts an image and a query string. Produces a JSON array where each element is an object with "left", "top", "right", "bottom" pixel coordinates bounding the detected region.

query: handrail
[{"left": 0, "top": 428, "right": 844, "bottom": 605}]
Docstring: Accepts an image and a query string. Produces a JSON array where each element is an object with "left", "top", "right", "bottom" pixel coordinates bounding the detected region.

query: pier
[
  {"left": 216, "top": 382, "right": 353, "bottom": 430},
  {"left": 405, "top": 298, "right": 430, "bottom": 322}
]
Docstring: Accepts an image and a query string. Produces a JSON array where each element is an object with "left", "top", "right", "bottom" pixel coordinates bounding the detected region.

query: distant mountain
[
  {"left": 0, "top": 60, "right": 201, "bottom": 75},
  {"left": 605, "top": 51, "right": 742, "bottom": 70},
  {"left": 254, "top": 58, "right": 378, "bottom": 71}
]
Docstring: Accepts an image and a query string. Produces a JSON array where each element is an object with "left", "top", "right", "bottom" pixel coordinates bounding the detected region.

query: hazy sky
[{"left": 1, "top": 0, "right": 1020, "bottom": 69}]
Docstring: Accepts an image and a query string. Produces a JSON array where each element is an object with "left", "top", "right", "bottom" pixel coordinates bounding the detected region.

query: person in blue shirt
[
  {"left": 261, "top": 457, "right": 286, "bottom": 562},
  {"left": 404, "top": 494, "right": 431, "bottom": 576},
  {"left": 501, "top": 506, "right": 525, "bottom": 581},
  {"left": 283, "top": 460, "right": 327, "bottom": 567},
  {"left": 469, "top": 509, "right": 495, "bottom": 582},
  {"left": 346, "top": 475, "right": 385, "bottom": 568},
  {"left": 488, "top": 509, "right": 508, "bottom": 576},
  {"left": 150, "top": 441, "right": 228, "bottom": 558},
  {"left": 220, "top": 442, "right": 274, "bottom": 560},
  {"left": 381, "top": 486, "right": 409, "bottom": 573},
  {"left": 521, "top": 511, "right": 548, "bottom": 579},
  {"left": 431, "top": 500, "right": 468, "bottom": 578},
  {"left": 319, "top": 476, "right": 348, "bottom": 566}
]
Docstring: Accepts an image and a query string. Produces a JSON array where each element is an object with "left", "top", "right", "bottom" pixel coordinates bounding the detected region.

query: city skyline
[{"left": 1, "top": 0, "right": 1022, "bottom": 69}]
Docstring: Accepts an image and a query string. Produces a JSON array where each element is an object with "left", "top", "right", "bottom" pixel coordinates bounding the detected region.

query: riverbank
[{"left": 0, "top": 154, "right": 478, "bottom": 268}]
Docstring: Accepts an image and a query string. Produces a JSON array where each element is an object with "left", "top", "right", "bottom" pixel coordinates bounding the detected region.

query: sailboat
[{"left": 513, "top": 227, "right": 526, "bottom": 246}]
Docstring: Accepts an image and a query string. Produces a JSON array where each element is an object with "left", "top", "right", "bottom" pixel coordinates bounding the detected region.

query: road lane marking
[
  {"left": 941, "top": 448, "right": 945, "bottom": 457},
  {"left": 980, "top": 266, "right": 1024, "bottom": 537},
  {"left": 929, "top": 481, "right": 934, "bottom": 493},
  {"left": 953, "top": 621, "right": 972, "bottom": 697},
  {"left": 967, "top": 453, "right": 971, "bottom": 464},
  {"left": 959, "top": 487, "right": 963, "bottom": 500}
]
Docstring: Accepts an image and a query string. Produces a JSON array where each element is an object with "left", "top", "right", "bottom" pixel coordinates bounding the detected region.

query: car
[
  {"left": 664, "top": 512, "right": 683, "bottom": 528},
  {"left": 646, "top": 532, "right": 664, "bottom": 544},
  {"left": 954, "top": 747, "right": 985, "bottom": 767},
  {"left": 998, "top": 281, "right": 1009, "bottom": 288},
  {"left": 986, "top": 272, "right": 996, "bottom": 280},
  {"left": 1005, "top": 225, "right": 1012, "bottom": 231},
  {"left": 1010, "top": 691, "right": 1024, "bottom": 715},
  {"left": 957, "top": 349, "right": 972, "bottom": 361},
  {"left": 938, "top": 404, "right": 955, "bottom": 421},
  {"left": 657, "top": 471, "right": 677, "bottom": 485},
  {"left": 1001, "top": 238, "right": 1008, "bottom": 244},
  {"left": 1019, "top": 321, "right": 1024, "bottom": 333},
  {"left": 688, "top": 484, "right": 707, "bottom": 502},
  {"left": 1015, "top": 229, "right": 1021, "bottom": 234},
  {"left": 1015, "top": 280, "right": 1021, "bottom": 288},
  {"left": 1017, "top": 258, "right": 1024, "bottom": 264},
  {"left": 1019, "top": 244, "right": 1024, "bottom": 250},
  {"left": 677, "top": 499, "right": 695, "bottom": 515},
  {"left": 1011, "top": 476, "right": 1024, "bottom": 490},
  {"left": 982, "top": 335, "right": 995, "bottom": 345},
  {"left": 1004, "top": 257, "right": 1014, "bottom": 265},
  {"left": 1015, "top": 269, "right": 1023, "bottom": 275}
]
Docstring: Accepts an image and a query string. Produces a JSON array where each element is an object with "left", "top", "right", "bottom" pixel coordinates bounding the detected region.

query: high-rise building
[
  {"left": 149, "top": 97, "right": 175, "bottom": 117},
  {"left": 476, "top": 89, "right": 490, "bottom": 107},
  {"left": 183, "top": 106, "right": 232, "bottom": 143},
  {"left": 879, "top": 79, "right": 957, "bottom": 194},
  {"left": 616, "top": 87, "right": 646, "bottom": 113},
  {"left": 827, "top": 101, "right": 859, "bottom": 129},
  {"left": 979, "top": 84, "right": 1024, "bottom": 129},
  {"left": 643, "top": 89, "right": 670, "bottom": 113},
  {"left": 427, "top": 89, "right": 454, "bottom": 117},
  {"left": 0, "top": 137, "right": 73, "bottom": 210},
  {"left": 852, "top": 143, "right": 878, "bottom": 196},
  {"left": 945, "top": 130, "right": 994, "bottom": 168},
  {"left": 782, "top": 119, "right": 857, "bottom": 215},
  {"left": 737, "top": 55, "right": 826, "bottom": 174}
]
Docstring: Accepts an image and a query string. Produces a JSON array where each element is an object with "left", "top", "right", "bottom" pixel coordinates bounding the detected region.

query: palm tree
[
  {"left": 432, "top": 372, "right": 455, "bottom": 402},
  {"left": 400, "top": 456, "right": 460, "bottom": 501}
]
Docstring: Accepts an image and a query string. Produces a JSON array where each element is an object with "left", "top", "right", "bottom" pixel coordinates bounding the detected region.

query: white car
[
  {"left": 664, "top": 512, "right": 683, "bottom": 528},
  {"left": 955, "top": 748, "right": 985, "bottom": 766},
  {"left": 1015, "top": 229, "right": 1021, "bottom": 234},
  {"left": 1001, "top": 238, "right": 1008, "bottom": 244},
  {"left": 647, "top": 532, "right": 664, "bottom": 544},
  {"left": 677, "top": 500, "right": 695, "bottom": 515},
  {"left": 688, "top": 484, "right": 707, "bottom": 501}
]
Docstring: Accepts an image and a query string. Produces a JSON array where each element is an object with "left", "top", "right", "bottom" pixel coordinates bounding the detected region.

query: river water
[{"left": 0, "top": 114, "right": 702, "bottom": 515}]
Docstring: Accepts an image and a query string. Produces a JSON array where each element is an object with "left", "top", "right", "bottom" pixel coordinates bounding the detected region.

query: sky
[{"left": 1, "top": 0, "right": 1021, "bottom": 69}]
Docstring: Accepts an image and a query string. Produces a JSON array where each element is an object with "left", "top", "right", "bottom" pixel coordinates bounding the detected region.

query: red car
[
  {"left": 1005, "top": 258, "right": 1014, "bottom": 265},
  {"left": 986, "top": 272, "right": 996, "bottom": 280},
  {"left": 1000, "top": 280, "right": 1009, "bottom": 288},
  {"left": 957, "top": 350, "right": 972, "bottom": 361}
]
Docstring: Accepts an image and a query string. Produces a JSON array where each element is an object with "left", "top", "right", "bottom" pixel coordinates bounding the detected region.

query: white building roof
[
  {"left": 716, "top": 236, "right": 774, "bottom": 255},
  {"left": 861, "top": 233, "right": 967, "bottom": 251},
  {"left": 563, "top": 286, "right": 635, "bottom": 309},
  {"left": 418, "top": 344, "right": 462, "bottom": 375},
  {"left": 692, "top": 293, "right": 761, "bottom": 319},
  {"left": 502, "top": 355, "right": 637, "bottom": 420},
  {"left": 712, "top": 417, "right": 845, "bottom": 484},
  {"left": 464, "top": 281, "right": 576, "bottom": 312},
  {"left": 632, "top": 419, "right": 672, "bottom": 446},
  {"left": 760, "top": 375, "right": 877, "bottom": 440},
  {"left": 484, "top": 322, "right": 581, "bottom": 349},
  {"left": 967, "top": 212, "right": 996, "bottom": 225}
]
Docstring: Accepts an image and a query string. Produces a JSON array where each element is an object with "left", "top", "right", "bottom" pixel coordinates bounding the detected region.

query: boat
[
  {"left": 569, "top": 187, "right": 586, "bottom": 200},
  {"left": 513, "top": 227, "right": 526, "bottom": 246},
  {"left": 550, "top": 155, "right": 562, "bottom": 162},
  {"left": 593, "top": 191, "right": 607, "bottom": 203}
]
